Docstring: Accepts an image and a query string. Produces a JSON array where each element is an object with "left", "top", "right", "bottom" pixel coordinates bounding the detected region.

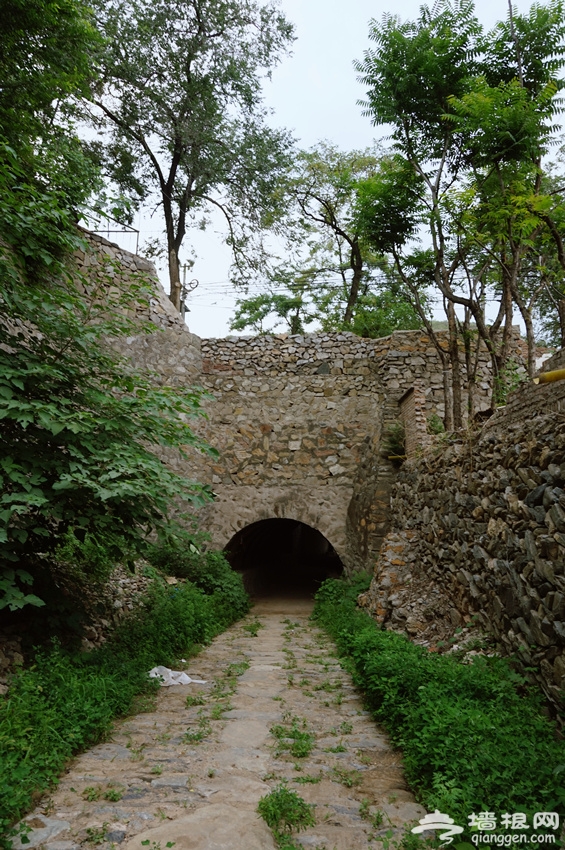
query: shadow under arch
[{"left": 224, "top": 518, "right": 344, "bottom": 601}]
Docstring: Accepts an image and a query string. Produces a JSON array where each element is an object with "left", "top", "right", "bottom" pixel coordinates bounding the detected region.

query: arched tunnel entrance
[{"left": 224, "top": 518, "right": 344, "bottom": 600}]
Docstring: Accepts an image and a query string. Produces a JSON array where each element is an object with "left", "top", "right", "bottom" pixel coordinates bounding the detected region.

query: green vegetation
[
  {"left": 89, "top": 0, "right": 294, "bottom": 310},
  {"left": 359, "top": 799, "right": 385, "bottom": 830},
  {"left": 147, "top": 547, "right": 249, "bottom": 627},
  {"left": 354, "top": 0, "right": 565, "bottom": 419},
  {"left": 313, "top": 577, "right": 565, "bottom": 831},
  {"left": 257, "top": 782, "right": 316, "bottom": 847},
  {"left": 230, "top": 143, "right": 424, "bottom": 337},
  {"left": 0, "top": 564, "right": 249, "bottom": 846},
  {"left": 270, "top": 715, "right": 315, "bottom": 759},
  {"left": 242, "top": 619, "right": 265, "bottom": 637},
  {"left": 331, "top": 766, "right": 362, "bottom": 788},
  {"left": 323, "top": 743, "right": 347, "bottom": 753},
  {"left": 0, "top": 0, "right": 218, "bottom": 616}
]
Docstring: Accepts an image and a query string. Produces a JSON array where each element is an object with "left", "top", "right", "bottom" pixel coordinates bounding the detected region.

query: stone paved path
[{"left": 14, "top": 599, "right": 425, "bottom": 850}]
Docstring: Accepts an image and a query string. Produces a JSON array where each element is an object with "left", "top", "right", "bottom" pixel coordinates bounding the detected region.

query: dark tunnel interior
[{"left": 224, "top": 518, "right": 344, "bottom": 599}]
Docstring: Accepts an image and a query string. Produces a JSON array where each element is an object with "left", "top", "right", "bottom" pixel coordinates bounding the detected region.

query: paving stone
[
  {"left": 105, "top": 825, "right": 128, "bottom": 843},
  {"left": 12, "top": 819, "right": 70, "bottom": 849},
  {"left": 150, "top": 774, "right": 189, "bottom": 788},
  {"left": 89, "top": 744, "right": 133, "bottom": 761},
  {"left": 122, "top": 803, "right": 277, "bottom": 850}
]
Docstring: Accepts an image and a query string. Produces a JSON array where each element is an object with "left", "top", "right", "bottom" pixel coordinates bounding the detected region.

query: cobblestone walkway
[{"left": 14, "top": 600, "right": 425, "bottom": 850}]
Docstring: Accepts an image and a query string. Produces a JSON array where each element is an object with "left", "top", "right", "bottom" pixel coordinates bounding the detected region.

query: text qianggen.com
[{"left": 471, "top": 834, "right": 556, "bottom": 846}]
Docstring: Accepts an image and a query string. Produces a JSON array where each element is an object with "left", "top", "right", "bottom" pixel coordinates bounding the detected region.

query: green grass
[
  {"left": 0, "top": 565, "right": 249, "bottom": 847},
  {"left": 257, "top": 782, "right": 316, "bottom": 846},
  {"left": 313, "top": 577, "right": 565, "bottom": 837},
  {"left": 270, "top": 715, "right": 315, "bottom": 759},
  {"left": 242, "top": 619, "right": 265, "bottom": 637}
]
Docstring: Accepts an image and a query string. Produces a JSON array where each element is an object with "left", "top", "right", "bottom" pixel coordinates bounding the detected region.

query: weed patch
[
  {"left": 293, "top": 774, "right": 322, "bottom": 785},
  {"left": 257, "top": 782, "right": 316, "bottom": 846},
  {"left": 271, "top": 715, "right": 315, "bottom": 759},
  {"left": 331, "top": 766, "right": 362, "bottom": 788},
  {"left": 242, "top": 619, "right": 265, "bottom": 637}
]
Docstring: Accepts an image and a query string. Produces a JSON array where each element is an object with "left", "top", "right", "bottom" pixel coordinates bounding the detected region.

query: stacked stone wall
[
  {"left": 399, "top": 385, "right": 430, "bottom": 459},
  {"left": 72, "top": 234, "right": 527, "bottom": 583},
  {"left": 362, "top": 379, "right": 565, "bottom": 707},
  {"left": 194, "top": 344, "right": 388, "bottom": 569},
  {"left": 201, "top": 330, "right": 496, "bottom": 421},
  {"left": 75, "top": 230, "right": 201, "bottom": 382}
]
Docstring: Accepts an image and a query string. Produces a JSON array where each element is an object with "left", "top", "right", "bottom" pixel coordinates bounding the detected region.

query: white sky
[{"left": 118, "top": 0, "right": 542, "bottom": 339}]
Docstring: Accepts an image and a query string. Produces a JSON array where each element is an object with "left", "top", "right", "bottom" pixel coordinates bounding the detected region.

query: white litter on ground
[{"left": 148, "top": 666, "right": 207, "bottom": 686}]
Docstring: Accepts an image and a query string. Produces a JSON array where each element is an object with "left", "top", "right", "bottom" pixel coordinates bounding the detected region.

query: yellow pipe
[{"left": 534, "top": 368, "right": 565, "bottom": 384}]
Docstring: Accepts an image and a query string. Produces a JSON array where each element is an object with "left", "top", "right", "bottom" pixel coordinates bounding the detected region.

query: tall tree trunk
[
  {"left": 442, "top": 360, "right": 454, "bottom": 432},
  {"left": 391, "top": 247, "right": 453, "bottom": 429},
  {"left": 168, "top": 246, "right": 182, "bottom": 311},
  {"left": 446, "top": 300, "right": 463, "bottom": 429},
  {"left": 558, "top": 299, "right": 565, "bottom": 347},
  {"left": 343, "top": 240, "right": 363, "bottom": 325},
  {"left": 490, "top": 278, "right": 514, "bottom": 406}
]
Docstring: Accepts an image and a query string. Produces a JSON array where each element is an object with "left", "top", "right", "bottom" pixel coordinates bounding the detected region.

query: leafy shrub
[
  {"left": 146, "top": 544, "right": 249, "bottom": 624},
  {"left": 382, "top": 421, "right": 406, "bottom": 458},
  {"left": 257, "top": 782, "right": 316, "bottom": 844},
  {"left": 426, "top": 412, "right": 445, "bottom": 435},
  {"left": 0, "top": 572, "right": 248, "bottom": 845},
  {"left": 0, "top": 142, "right": 217, "bottom": 614},
  {"left": 313, "top": 578, "right": 565, "bottom": 827}
]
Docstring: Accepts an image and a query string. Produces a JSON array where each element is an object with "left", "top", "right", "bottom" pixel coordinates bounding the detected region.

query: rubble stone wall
[
  {"left": 73, "top": 235, "right": 528, "bottom": 584},
  {"left": 75, "top": 230, "right": 202, "bottom": 382},
  {"left": 194, "top": 331, "right": 495, "bottom": 570},
  {"left": 194, "top": 340, "right": 385, "bottom": 569},
  {"left": 362, "top": 380, "right": 565, "bottom": 706},
  {"left": 399, "top": 385, "right": 430, "bottom": 459}
]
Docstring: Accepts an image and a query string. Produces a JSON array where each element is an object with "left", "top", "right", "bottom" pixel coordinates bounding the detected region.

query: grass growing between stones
[
  {"left": 271, "top": 714, "right": 316, "bottom": 759},
  {"left": 313, "top": 576, "right": 565, "bottom": 837},
  {"left": 242, "top": 618, "right": 265, "bottom": 637},
  {"left": 0, "top": 566, "right": 249, "bottom": 848},
  {"left": 257, "top": 782, "right": 316, "bottom": 848}
]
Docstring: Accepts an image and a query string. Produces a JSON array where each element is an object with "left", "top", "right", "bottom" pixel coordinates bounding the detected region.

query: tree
[
  {"left": 230, "top": 264, "right": 317, "bottom": 334},
  {"left": 230, "top": 143, "right": 424, "bottom": 336},
  {"left": 0, "top": 0, "right": 103, "bottom": 209},
  {"left": 0, "top": 1, "right": 215, "bottom": 612},
  {"left": 87, "top": 0, "right": 295, "bottom": 311},
  {"left": 355, "top": 0, "right": 565, "bottom": 424},
  {"left": 445, "top": 1, "right": 565, "bottom": 379}
]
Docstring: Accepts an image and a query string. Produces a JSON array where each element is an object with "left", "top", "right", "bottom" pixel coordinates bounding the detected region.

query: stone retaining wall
[
  {"left": 73, "top": 235, "right": 528, "bottom": 582},
  {"left": 75, "top": 230, "right": 201, "bottom": 382},
  {"left": 362, "top": 379, "right": 565, "bottom": 707},
  {"left": 195, "top": 331, "right": 500, "bottom": 569}
]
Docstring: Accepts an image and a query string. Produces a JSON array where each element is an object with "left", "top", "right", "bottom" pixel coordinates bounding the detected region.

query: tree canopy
[
  {"left": 87, "top": 0, "right": 295, "bottom": 311},
  {"left": 230, "top": 143, "right": 424, "bottom": 336},
  {"left": 354, "top": 0, "right": 565, "bottom": 424},
  {"left": 0, "top": 0, "right": 215, "bottom": 613}
]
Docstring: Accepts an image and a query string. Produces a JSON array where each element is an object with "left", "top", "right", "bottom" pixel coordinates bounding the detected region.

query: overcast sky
[{"left": 127, "top": 0, "right": 542, "bottom": 339}]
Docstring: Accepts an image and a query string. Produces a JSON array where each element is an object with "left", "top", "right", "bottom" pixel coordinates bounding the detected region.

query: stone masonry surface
[
  {"left": 74, "top": 231, "right": 202, "bottom": 384},
  {"left": 191, "top": 331, "right": 498, "bottom": 570},
  {"left": 13, "top": 606, "right": 424, "bottom": 850},
  {"left": 361, "top": 379, "right": 565, "bottom": 708},
  {"left": 73, "top": 231, "right": 515, "bottom": 574}
]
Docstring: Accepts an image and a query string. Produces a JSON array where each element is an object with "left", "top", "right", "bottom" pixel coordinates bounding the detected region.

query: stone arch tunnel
[{"left": 224, "top": 518, "right": 344, "bottom": 598}]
